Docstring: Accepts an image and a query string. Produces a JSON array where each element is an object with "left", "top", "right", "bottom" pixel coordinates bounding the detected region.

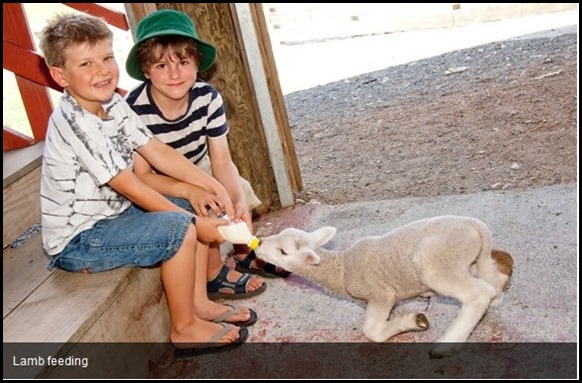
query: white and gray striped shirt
[{"left": 40, "top": 91, "right": 153, "bottom": 255}]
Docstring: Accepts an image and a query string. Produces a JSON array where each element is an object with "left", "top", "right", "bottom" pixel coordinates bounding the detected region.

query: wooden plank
[
  {"left": 3, "top": 267, "right": 139, "bottom": 342},
  {"left": 3, "top": 264, "right": 167, "bottom": 378},
  {"left": 2, "top": 40, "right": 62, "bottom": 94},
  {"left": 4, "top": 266, "right": 167, "bottom": 378},
  {"left": 2, "top": 3, "right": 35, "bottom": 49},
  {"left": 17, "top": 75, "right": 55, "bottom": 141},
  {"left": 2, "top": 41, "right": 63, "bottom": 89},
  {"left": 3, "top": 165, "right": 41, "bottom": 248},
  {"left": 3, "top": 233, "right": 52, "bottom": 318},
  {"left": 80, "top": 267, "right": 169, "bottom": 342},
  {"left": 2, "top": 141, "right": 44, "bottom": 188},
  {"left": 3, "top": 126, "right": 36, "bottom": 152},
  {"left": 63, "top": 3, "right": 129, "bottom": 30},
  {"left": 250, "top": 4, "right": 302, "bottom": 193},
  {"left": 126, "top": 3, "right": 158, "bottom": 37},
  {"left": 3, "top": 3, "right": 56, "bottom": 142},
  {"left": 235, "top": 3, "right": 294, "bottom": 207}
]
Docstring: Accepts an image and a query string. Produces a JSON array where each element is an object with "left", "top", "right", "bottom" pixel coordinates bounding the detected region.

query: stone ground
[{"left": 284, "top": 29, "right": 577, "bottom": 206}]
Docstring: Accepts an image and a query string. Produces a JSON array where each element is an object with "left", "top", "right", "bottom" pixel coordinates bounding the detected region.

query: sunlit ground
[{"left": 3, "top": 5, "right": 577, "bottom": 138}]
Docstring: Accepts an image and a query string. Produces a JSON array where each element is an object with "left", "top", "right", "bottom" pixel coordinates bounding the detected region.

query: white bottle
[{"left": 217, "top": 221, "right": 261, "bottom": 250}]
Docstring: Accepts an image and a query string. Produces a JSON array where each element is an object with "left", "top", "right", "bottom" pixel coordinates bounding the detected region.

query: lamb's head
[{"left": 256, "top": 226, "right": 337, "bottom": 270}]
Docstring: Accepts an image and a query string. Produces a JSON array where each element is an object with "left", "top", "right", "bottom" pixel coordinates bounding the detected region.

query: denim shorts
[{"left": 48, "top": 197, "right": 194, "bottom": 273}]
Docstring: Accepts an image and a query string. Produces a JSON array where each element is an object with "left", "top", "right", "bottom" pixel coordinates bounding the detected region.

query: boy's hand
[
  {"left": 233, "top": 202, "right": 253, "bottom": 233},
  {"left": 185, "top": 186, "right": 224, "bottom": 217},
  {"left": 211, "top": 184, "right": 235, "bottom": 218},
  {"left": 194, "top": 216, "right": 229, "bottom": 244}
]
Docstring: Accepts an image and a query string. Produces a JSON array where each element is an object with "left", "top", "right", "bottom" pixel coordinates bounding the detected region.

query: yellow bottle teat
[{"left": 217, "top": 221, "right": 260, "bottom": 249}]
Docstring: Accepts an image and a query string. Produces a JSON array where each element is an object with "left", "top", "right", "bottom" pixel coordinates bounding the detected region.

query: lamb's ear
[
  {"left": 303, "top": 249, "right": 321, "bottom": 265},
  {"left": 312, "top": 226, "right": 337, "bottom": 246}
]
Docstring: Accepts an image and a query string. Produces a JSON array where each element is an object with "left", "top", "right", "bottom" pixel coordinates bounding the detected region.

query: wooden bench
[{"left": 3, "top": 144, "right": 170, "bottom": 378}]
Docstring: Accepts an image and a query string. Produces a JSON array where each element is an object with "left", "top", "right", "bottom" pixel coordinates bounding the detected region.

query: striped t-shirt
[
  {"left": 40, "top": 91, "right": 153, "bottom": 255},
  {"left": 125, "top": 79, "right": 228, "bottom": 165}
]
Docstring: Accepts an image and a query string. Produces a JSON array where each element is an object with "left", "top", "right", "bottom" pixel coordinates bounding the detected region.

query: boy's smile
[
  {"left": 147, "top": 51, "right": 197, "bottom": 104},
  {"left": 50, "top": 39, "right": 119, "bottom": 116}
]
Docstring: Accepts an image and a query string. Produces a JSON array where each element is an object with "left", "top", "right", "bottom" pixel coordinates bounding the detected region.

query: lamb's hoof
[
  {"left": 429, "top": 343, "right": 462, "bottom": 359},
  {"left": 416, "top": 313, "right": 430, "bottom": 329}
]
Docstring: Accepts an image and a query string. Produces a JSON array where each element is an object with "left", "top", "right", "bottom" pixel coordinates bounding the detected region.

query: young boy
[
  {"left": 124, "top": 9, "right": 290, "bottom": 299},
  {"left": 39, "top": 12, "right": 255, "bottom": 353}
]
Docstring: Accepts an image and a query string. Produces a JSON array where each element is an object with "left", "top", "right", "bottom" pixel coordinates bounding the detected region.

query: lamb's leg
[
  {"left": 362, "top": 293, "right": 429, "bottom": 342},
  {"left": 429, "top": 277, "right": 496, "bottom": 358}
]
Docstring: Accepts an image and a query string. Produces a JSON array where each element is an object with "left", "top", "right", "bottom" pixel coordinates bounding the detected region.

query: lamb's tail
[
  {"left": 471, "top": 218, "right": 514, "bottom": 303},
  {"left": 491, "top": 249, "right": 514, "bottom": 291}
]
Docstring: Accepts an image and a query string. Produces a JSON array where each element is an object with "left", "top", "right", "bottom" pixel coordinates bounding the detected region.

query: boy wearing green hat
[
  {"left": 125, "top": 9, "right": 290, "bottom": 298},
  {"left": 39, "top": 12, "right": 253, "bottom": 354}
]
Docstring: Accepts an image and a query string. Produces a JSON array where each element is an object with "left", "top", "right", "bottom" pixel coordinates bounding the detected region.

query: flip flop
[
  {"left": 235, "top": 250, "right": 292, "bottom": 279},
  {"left": 207, "top": 264, "right": 267, "bottom": 300},
  {"left": 173, "top": 324, "right": 248, "bottom": 359},
  {"left": 213, "top": 304, "right": 258, "bottom": 327}
]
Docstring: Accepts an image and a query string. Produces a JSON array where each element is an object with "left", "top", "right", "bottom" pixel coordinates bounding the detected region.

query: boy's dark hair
[
  {"left": 136, "top": 35, "right": 202, "bottom": 77},
  {"left": 39, "top": 13, "right": 113, "bottom": 68}
]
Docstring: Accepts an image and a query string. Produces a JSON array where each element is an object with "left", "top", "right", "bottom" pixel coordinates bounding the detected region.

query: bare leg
[
  {"left": 161, "top": 225, "right": 240, "bottom": 345},
  {"left": 196, "top": 241, "right": 256, "bottom": 323}
]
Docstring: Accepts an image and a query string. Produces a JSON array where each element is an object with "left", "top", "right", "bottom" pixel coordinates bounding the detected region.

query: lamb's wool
[{"left": 256, "top": 215, "right": 513, "bottom": 358}]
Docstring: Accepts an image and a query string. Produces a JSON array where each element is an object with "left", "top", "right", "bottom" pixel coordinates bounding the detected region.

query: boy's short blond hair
[{"left": 39, "top": 13, "right": 113, "bottom": 68}]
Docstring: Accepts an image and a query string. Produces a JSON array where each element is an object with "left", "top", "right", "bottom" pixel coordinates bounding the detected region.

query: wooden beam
[
  {"left": 234, "top": 3, "right": 294, "bottom": 207},
  {"left": 125, "top": 3, "right": 158, "bottom": 39},
  {"left": 3, "top": 41, "right": 62, "bottom": 90},
  {"left": 3, "top": 127, "right": 36, "bottom": 153},
  {"left": 249, "top": 4, "right": 302, "bottom": 193},
  {"left": 63, "top": 3, "right": 129, "bottom": 30}
]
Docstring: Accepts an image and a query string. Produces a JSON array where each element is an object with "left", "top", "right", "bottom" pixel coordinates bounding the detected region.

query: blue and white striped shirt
[{"left": 125, "top": 79, "right": 228, "bottom": 165}]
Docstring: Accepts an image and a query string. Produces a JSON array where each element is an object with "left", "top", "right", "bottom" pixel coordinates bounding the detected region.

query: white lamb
[{"left": 255, "top": 215, "right": 513, "bottom": 358}]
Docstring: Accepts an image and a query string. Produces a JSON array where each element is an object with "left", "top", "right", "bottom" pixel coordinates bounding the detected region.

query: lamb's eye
[{"left": 280, "top": 249, "right": 288, "bottom": 256}]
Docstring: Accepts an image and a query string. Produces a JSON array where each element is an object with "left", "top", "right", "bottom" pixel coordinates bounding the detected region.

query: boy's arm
[
  {"left": 207, "top": 136, "right": 251, "bottom": 227},
  {"left": 109, "top": 167, "right": 189, "bottom": 213},
  {"left": 108, "top": 168, "right": 226, "bottom": 244},
  {"left": 137, "top": 137, "right": 235, "bottom": 216},
  {"left": 134, "top": 153, "right": 224, "bottom": 217}
]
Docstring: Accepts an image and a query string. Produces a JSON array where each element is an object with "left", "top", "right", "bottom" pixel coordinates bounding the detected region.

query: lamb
[{"left": 255, "top": 215, "right": 514, "bottom": 358}]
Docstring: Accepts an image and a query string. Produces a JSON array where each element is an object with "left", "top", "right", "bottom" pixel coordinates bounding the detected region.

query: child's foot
[
  {"left": 172, "top": 322, "right": 248, "bottom": 358},
  {"left": 207, "top": 264, "right": 266, "bottom": 300},
  {"left": 171, "top": 316, "right": 242, "bottom": 346},
  {"left": 197, "top": 301, "right": 257, "bottom": 327}
]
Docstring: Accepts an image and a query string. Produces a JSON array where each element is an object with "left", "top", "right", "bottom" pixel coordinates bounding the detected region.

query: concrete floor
[
  {"left": 151, "top": 13, "right": 579, "bottom": 374},
  {"left": 11, "top": 184, "right": 574, "bottom": 378},
  {"left": 248, "top": 183, "right": 578, "bottom": 344},
  {"left": 148, "top": 183, "right": 577, "bottom": 378}
]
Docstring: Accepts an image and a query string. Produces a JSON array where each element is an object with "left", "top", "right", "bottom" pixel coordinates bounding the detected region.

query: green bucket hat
[{"left": 126, "top": 9, "right": 217, "bottom": 81}]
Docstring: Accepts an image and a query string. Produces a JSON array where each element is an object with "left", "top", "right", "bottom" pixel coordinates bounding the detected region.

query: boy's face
[
  {"left": 146, "top": 49, "right": 197, "bottom": 102},
  {"left": 49, "top": 39, "right": 119, "bottom": 115}
]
